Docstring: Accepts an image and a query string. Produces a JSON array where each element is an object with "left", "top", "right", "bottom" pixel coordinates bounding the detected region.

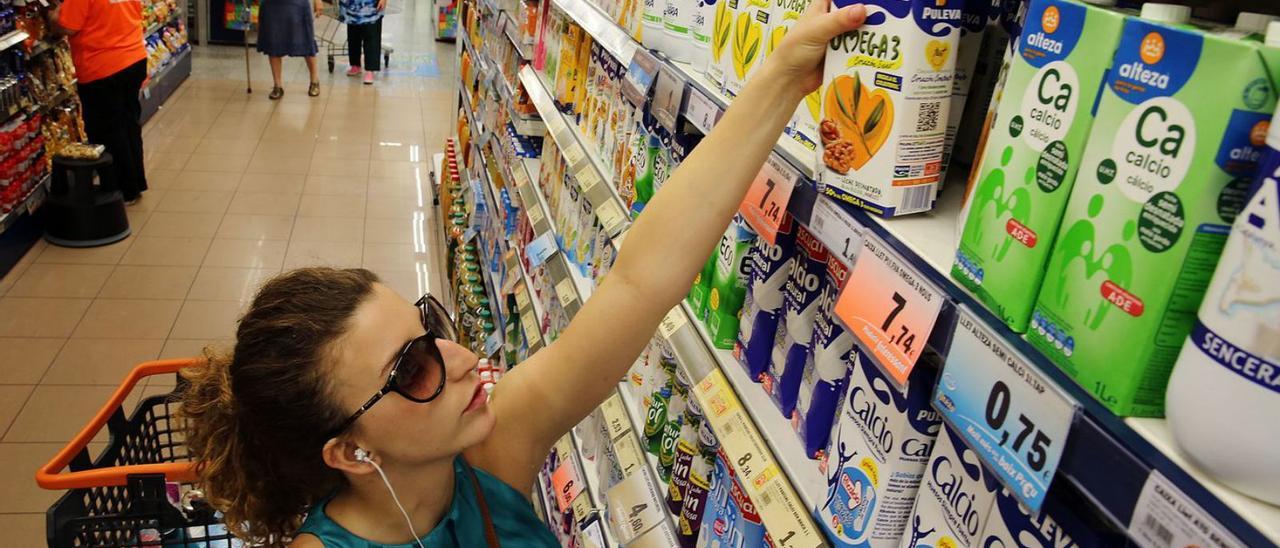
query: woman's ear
[{"left": 322, "top": 438, "right": 377, "bottom": 475}]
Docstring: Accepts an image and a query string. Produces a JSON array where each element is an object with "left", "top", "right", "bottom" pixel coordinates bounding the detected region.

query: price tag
[
  {"left": 604, "top": 471, "right": 665, "bottom": 543},
  {"left": 808, "top": 198, "right": 864, "bottom": 265},
  {"left": 612, "top": 433, "right": 646, "bottom": 479},
  {"left": 600, "top": 393, "right": 632, "bottom": 441},
  {"left": 522, "top": 311, "right": 542, "bottom": 347},
  {"left": 933, "top": 308, "right": 1076, "bottom": 511},
  {"left": 1127, "top": 471, "right": 1244, "bottom": 548},
  {"left": 650, "top": 66, "right": 686, "bottom": 134},
  {"left": 571, "top": 488, "right": 594, "bottom": 523},
  {"left": 621, "top": 48, "right": 659, "bottom": 107},
  {"left": 628, "top": 519, "right": 680, "bottom": 548},
  {"left": 554, "top": 435, "right": 575, "bottom": 462},
  {"left": 658, "top": 307, "right": 688, "bottom": 339},
  {"left": 513, "top": 163, "right": 532, "bottom": 187},
  {"left": 563, "top": 142, "right": 587, "bottom": 167},
  {"left": 580, "top": 517, "right": 607, "bottom": 548},
  {"left": 527, "top": 232, "right": 558, "bottom": 267},
  {"left": 515, "top": 283, "right": 531, "bottom": 310},
  {"left": 526, "top": 200, "right": 546, "bottom": 227},
  {"left": 683, "top": 88, "right": 723, "bottom": 135},
  {"left": 833, "top": 233, "right": 942, "bottom": 386},
  {"left": 555, "top": 277, "right": 578, "bottom": 308},
  {"left": 595, "top": 201, "right": 628, "bottom": 235},
  {"left": 551, "top": 460, "right": 585, "bottom": 511},
  {"left": 740, "top": 154, "right": 798, "bottom": 245},
  {"left": 575, "top": 166, "right": 603, "bottom": 193}
]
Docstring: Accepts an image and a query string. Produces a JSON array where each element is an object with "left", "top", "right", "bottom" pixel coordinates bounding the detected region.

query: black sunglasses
[{"left": 326, "top": 294, "right": 457, "bottom": 440}]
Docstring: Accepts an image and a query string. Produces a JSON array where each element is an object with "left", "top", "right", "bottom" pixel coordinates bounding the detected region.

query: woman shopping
[
  {"left": 182, "top": 1, "right": 868, "bottom": 545},
  {"left": 340, "top": 0, "right": 385, "bottom": 85},
  {"left": 258, "top": 0, "right": 324, "bottom": 98}
]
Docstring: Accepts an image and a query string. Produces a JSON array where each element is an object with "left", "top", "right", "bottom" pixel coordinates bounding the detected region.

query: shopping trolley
[
  {"left": 35, "top": 359, "right": 232, "bottom": 547},
  {"left": 316, "top": 1, "right": 394, "bottom": 74}
]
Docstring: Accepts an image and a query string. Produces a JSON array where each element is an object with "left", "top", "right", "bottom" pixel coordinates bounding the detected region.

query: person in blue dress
[
  {"left": 340, "top": 0, "right": 384, "bottom": 85},
  {"left": 180, "top": 2, "right": 867, "bottom": 545},
  {"left": 257, "top": 0, "right": 323, "bottom": 99}
]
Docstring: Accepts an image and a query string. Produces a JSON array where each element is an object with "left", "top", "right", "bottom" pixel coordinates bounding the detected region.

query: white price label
[
  {"left": 628, "top": 519, "right": 680, "bottom": 548},
  {"left": 683, "top": 89, "right": 723, "bottom": 135},
  {"left": 658, "top": 308, "right": 687, "bottom": 339},
  {"left": 596, "top": 201, "right": 628, "bottom": 235},
  {"left": 563, "top": 143, "right": 587, "bottom": 167},
  {"left": 1128, "top": 471, "right": 1245, "bottom": 548},
  {"left": 600, "top": 393, "right": 632, "bottom": 441},
  {"left": 555, "top": 278, "right": 578, "bottom": 309},
  {"left": 526, "top": 200, "right": 546, "bottom": 227},
  {"left": 515, "top": 284, "right": 531, "bottom": 310},
  {"left": 604, "top": 471, "right": 666, "bottom": 543},
  {"left": 612, "top": 433, "right": 646, "bottom": 479},
  {"left": 933, "top": 308, "right": 1076, "bottom": 511},
  {"left": 809, "top": 198, "right": 864, "bottom": 265},
  {"left": 576, "top": 166, "right": 603, "bottom": 193},
  {"left": 527, "top": 232, "right": 558, "bottom": 267},
  {"left": 513, "top": 164, "right": 531, "bottom": 187}
]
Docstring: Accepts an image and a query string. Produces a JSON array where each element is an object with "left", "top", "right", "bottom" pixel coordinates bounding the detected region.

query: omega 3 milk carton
[
  {"left": 736, "top": 215, "right": 798, "bottom": 379},
  {"left": 819, "top": 0, "right": 964, "bottom": 217},
  {"left": 952, "top": 0, "right": 1126, "bottom": 332},
  {"left": 821, "top": 352, "right": 941, "bottom": 547},
  {"left": 899, "top": 424, "right": 1000, "bottom": 548},
  {"left": 764, "top": 226, "right": 829, "bottom": 417},
  {"left": 1027, "top": 14, "right": 1280, "bottom": 416}
]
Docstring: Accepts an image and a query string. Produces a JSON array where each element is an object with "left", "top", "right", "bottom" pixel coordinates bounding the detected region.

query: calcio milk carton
[
  {"left": 721, "top": 0, "right": 770, "bottom": 98},
  {"left": 899, "top": 424, "right": 1000, "bottom": 548},
  {"left": 707, "top": 215, "right": 759, "bottom": 349},
  {"left": 1027, "top": 15, "right": 1280, "bottom": 416},
  {"left": 820, "top": 352, "right": 940, "bottom": 547},
  {"left": 763, "top": 226, "right": 829, "bottom": 417},
  {"left": 819, "top": 0, "right": 964, "bottom": 217},
  {"left": 951, "top": 0, "right": 1126, "bottom": 333},
  {"left": 794, "top": 253, "right": 854, "bottom": 459},
  {"left": 735, "top": 215, "right": 798, "bottom": 379}
]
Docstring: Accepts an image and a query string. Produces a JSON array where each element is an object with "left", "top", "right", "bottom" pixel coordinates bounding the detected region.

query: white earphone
[{"left": 354, "top": 447, "right": 427, "bottom": 548}]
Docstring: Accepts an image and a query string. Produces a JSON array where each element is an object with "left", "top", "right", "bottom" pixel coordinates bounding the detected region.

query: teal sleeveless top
[{"left": 296, "top": 457, "right": 559, "bottom": 547}]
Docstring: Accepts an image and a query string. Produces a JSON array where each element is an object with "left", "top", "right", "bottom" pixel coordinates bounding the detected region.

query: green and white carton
[
  {"left": 952, "top": 0, "right": 1126, "bottom": 332},
  {"left": 1027, "top": 16, "right": 1280, "bottom": 416},
  {"left": 706, "top": 214, "right": 757, "bottom": 349}
]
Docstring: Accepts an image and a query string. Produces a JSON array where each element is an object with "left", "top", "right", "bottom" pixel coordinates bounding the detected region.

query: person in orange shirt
[{"left": 50, "top": 0, "right": 149, "bottom": 203}]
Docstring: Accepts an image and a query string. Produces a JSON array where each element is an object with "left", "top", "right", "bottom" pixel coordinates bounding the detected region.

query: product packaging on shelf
[
  {"left": 658, "top": 373, "right": 690, "bottom": 480},
  {"left": 666, "top": 395, "right": 705, "bottom": 512},
  {"left": 675, "top": 419, "right": 718, "bottom": 545},
  {"left": 643, "top": 0, "right": 669, "bottom": 52},
  {"left": 978, "top": 484, "right": 1126, "bottom": 547},
  {"left": 706, "top": 0, "right": 737, "bottom": 87},
  {"left": 1166, "top": 93, "right": 1280, "bottom": 505},
  {"left": 664, "top": 0, "right": 698, "bottom": 62},
  {"left": 706, "top": 214, "right": 758, "bottom": 349},
  {"left": 735, "top": 214, "right": 797, "bottom": 379},
  {"left": 820, "top": 351, "right": 941, "bottom": 547},
  {"left": 767, "top": 0, "right": 821, "bottom": 152},
  {"left": 720, "top": 0, "right": 770, "bottom": 98},
  {"left": 687, "top": 252, "right": 718, "bottom": 320},
  {"left": 952, "top": 0, "right": 1127, "bottom": 333},
  {"left": 818, "top": 0, "right": 964, "bottom": 217},
  {"left": 764, "top": 225, "right": 829, "bottom": 416},
  {"left": 950, "top": 0, "right": 1023, "bottom": 173},
  {"left": 898, "top": 424, "right": 1000, "bottom": 548},
  {"left": 1026, "top": 11, "right": 1280, "bottom": 416},
  {"left": 793, "top": 252, "right": 853, "bottom": 459},
  {"left": 696, "top": 449, "right": 773, "bottom": 547},
  {"left": 691, "top": 0, "right": 717, "bottom": 76},
  {"left": 940, "top": 0, "right": 995, "bottom": 178}
]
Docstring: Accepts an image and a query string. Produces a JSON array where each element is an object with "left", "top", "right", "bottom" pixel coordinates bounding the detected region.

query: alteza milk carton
[
  {"left": 1027, "top": 13, "right": 1280, "bottom": 416},
  {"left": 952, "top": 0, "right": 1127, "bottom": 332},
  {"left": 818, "top": 0, "right": 964, "bottom": 217}
]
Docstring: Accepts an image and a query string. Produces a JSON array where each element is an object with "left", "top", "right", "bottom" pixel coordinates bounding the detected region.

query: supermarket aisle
[{"left": 0, "top": 7, "right": 458, "bottom": 542}]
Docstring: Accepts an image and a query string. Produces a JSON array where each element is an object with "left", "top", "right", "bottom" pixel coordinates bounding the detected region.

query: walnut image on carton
[{"left": 819, "top": 0, "right": 964, "bottom": 217}]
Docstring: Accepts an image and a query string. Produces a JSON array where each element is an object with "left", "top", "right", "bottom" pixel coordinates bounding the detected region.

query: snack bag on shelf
[
  {"left": 764, "top": 225, "right": 828, "bottom": 416},
  {"left": 897, "top": 423, "right": 1000, "bottom": 548},
  {"left": 793, "top": 251, "right": 852, "bottom": 459},
  {"left": 952, "top": 0, "right": 1126, "bottom": 333},
  {"left": 706, "top": 214, "right": 757, "bottom": 349},
  {"left": 821, "top": 351, "right": 940, "bottom": 546},
  {"left": 1026, "top": 11, "right": 1280, "bottom": 416},
  {"left": 818, "top": 0, "right": 963, "bottom": 217},
  {"left": 721, "top": 0, "right": 770, "bottom": 98}
]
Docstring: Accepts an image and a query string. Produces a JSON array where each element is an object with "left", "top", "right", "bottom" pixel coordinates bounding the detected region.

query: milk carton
[
  {"left": 951, "top": 0, "right": 1127, "bottom": 333},
  {"left": 735, "top": 215, "right": 798, "bottom": 379},
  {"left": 687, "top": 252, "right": 718, "bottom": 320},
  {"left": 794, "top": 253, "right": 854, "bottom": 459},
  {"left": 707, "top": 215, "right": 758, "bottom": 349},
  {"left": 721, "top": 0, "right": 770, "bottom": 98},
  {"left": 979, "top": 485, "right": 1126, "bottom": 548},
  {"left": 820, "top": 352, "right": 940, "bottom": 547},
  {"left": 706, "top": 0, "right": 736, "bottom": 87},
  {"left": 665, "top": 0, "right": 698, "bottom": 62},
  {"left": 696, "top": 449, "right": 774, "bottom": 548},
  {"left": 899, "top": 424, "right": 1000, "bottom": 548},
  {"left": 818, "top": 0, "right": 964, "bottom": 217},
  {"left": 764, "top": 226, "right": 829, "bottom": 416},
  {"left": 950, "top": 0, "right": 1022, "bottom": 172},
  {"left": 1166, "top": 98, "right": 1280, "bottom": 505},
  {"left": 767, "top": 0, "right": 821, "bottom": 152},
  {"left": 692, "top": 0, "right": 717, "bottom": 75},
  {"left": 940, "top": 0, "right": 997, "bottom": 176},
  {"left": 1027, "top": 14, "right": 1280, "bottom": 416}
]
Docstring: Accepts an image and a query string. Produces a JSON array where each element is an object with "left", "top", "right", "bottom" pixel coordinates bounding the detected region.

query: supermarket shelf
[
  {"left": 500, "top": 11, "right": 531, "bottom": 61},
  {"left": 548, "top": 0, "right": 635, "bottom": 68},
  {"left": 140, "top": 47, "right": 191, "bottom": 124},
  {"left": 0, "top": 175, "right": 50, "bottom": 237},
  {"left": 568, "top": 431, "right": 620, "bottom": 547},
  {"left": 27, "top": 38, "right": 61, "bottom": 59},
  {"left": 0, "top": 30, "right": 29, "bottom": 53},
  {"left": 144, "top": 11, "right": 182, "bottom": 41}
]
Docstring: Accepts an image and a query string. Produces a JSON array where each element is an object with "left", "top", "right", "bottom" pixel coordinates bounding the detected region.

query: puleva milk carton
[
  {"left": 767, "top": 0, "right": 822, "bottom": 153},
  {"left": 707, "top": 215, "right": 758, "bottom": 349},
  {"left": 794, "top": 253, "right": 854, "bottom": 459},
  {"left": 952, "top": 0, "right": 1126, "bottom": 333},
  {"left": 940, "top": 0, "right": 996, "bottom": 176},
  {"left": 820, "top": 352, "right": 940, "bottom": 547},
  {"left": 1166, "top": 99, "right": 1280, "bottom": 505},
  {"left": 819, "top": 0, "right": 963, "bottom": 217},
  {"left": 899, "top": 424, "right": 1000, "bottom": 548},
  {"left": 1027, "top": 15, "right": 1280, "bottom": 416},
  {"left": 735, "top": 215, "right": 798, "bottom": 379},
  {"left": 721, "top": 0, "right": 771, "bottom": 99},
  {"left": 764, "top": 226, "right": 829, "bottom": 417},
  {"left": 979, "top": 485, "right": 1126, "bottom": 548}
]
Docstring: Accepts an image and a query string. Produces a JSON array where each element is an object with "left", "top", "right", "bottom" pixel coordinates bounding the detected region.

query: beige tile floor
[{"left": 0, "top": 9, "right": 457, "bottom": 540}]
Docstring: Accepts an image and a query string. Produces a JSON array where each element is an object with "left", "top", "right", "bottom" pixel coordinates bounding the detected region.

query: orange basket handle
[{"left": 36, "top": 358, "right": 204, "bottom": 490}]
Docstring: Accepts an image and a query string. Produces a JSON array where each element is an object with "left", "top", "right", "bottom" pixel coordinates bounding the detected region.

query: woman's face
[{"left": 329, "top": 284, "right": 495, "bottom": 465}]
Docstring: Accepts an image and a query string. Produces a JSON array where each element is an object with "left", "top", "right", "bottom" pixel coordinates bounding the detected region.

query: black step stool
[{"left": 43, "top": 153, "right": 131, "bottom": 247}]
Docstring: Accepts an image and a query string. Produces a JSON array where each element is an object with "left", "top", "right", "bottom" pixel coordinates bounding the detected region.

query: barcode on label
[
  {"left": 759, "top": 484, "right": 775, "bottom": 507},
  {"left": 719, "top": 417, "right": 736, "bottom": 437},
  {"left": 1143, "top": 515, "right": 1174, "bottom": 547},
  {"left": 811, "top": 210, "right": 825, "bottom": 232},
  {"left": 900, "top": 185, "right": 933, "bottom": 215},
  {"left": 916, "top": 101, "right": 941, "bottom": 132}
]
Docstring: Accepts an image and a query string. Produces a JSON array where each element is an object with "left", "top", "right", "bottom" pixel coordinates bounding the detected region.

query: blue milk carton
[
  {"left": 734, "top": 214, "right": 798, "bottom": 379},
  {"left": 820, "top": 352, "right": 940, "bottom": 546},
  {"left": 763, "top": 225, "right": 829, "bottom": 417},
  {"left": 979, "top": 484, "right": 1126, "bottom": 548},
  {"left": 794, "top": 252, "right": 854, "bottom": 460},
  {"left": 899, "top": 424, "right": 1001, "bottom": 548}
]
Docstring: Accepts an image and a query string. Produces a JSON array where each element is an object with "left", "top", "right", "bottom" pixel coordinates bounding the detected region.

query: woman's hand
[
  {"left": 377, "top": 0, "right": 387, "bottom": 11},
  {"left": 762, "top": 0, "right": 867, "bottom": 97},
  {"left": 314, "top": 0, "right": 324, "bottom": 17}
]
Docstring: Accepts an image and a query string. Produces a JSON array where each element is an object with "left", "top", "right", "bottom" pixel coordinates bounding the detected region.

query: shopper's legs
[
  {"left": 306, "top": 56, "right": 319, "bottom": 82},
  {"left": 77, "top": 72, "right": 142, "bottom": 200},
  {"left": 348, "top": 24, "right": 363, "bottom": 69},
  {"left": 117, "top": 60, "right": 149, "bottom": 198},
  {"left": 363, "top": 18, "right": 382, "bottom": 72},
  {"left": 269, "top": 56, "right": 284, "bottom": 87}
]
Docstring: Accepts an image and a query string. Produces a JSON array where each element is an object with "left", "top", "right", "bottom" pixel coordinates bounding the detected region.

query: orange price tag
[
  {"left": 833, "top": 234, "right": 943, "bottom": 386},
  {"left": 551, "top": 460, "right": 584, "bottom": 511},
  {"left": 740, "top": 153, "right": 797, "bottom": 245}
]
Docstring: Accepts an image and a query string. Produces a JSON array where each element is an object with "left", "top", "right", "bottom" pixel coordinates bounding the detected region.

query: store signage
[
  {"left": 605, "top": 468, "right": 666, "bottom": 542},
  {"left": 1127, "top": 471, "right": 1244, "bottom": 548},
  {"left": 658, "top": 307, "right": 687, "bottom": 339},
  {"left": 933, "top": 307, "right": 1076, "bottom": 511},
  {"left": 552, "top": 458, "right": 585, "bottom": 511},
  {"left": 622, "top": 49, "right": 659, "bottom": 106},
  {"left": 651, "top": 66, "right": 686, "bottom": 134},
  {"left": 834, "top": 233, "right": 942, "bottom": 386},
  {"left": 740, "top": 153, "right": 797, "bottom": 245}
]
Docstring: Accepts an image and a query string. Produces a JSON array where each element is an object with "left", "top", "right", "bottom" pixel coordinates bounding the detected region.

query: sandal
[
  {"left": 268, "top": 86, "right": 283, "bottom": 100},
  {"left": 308, "top": 82, "right": 320, "bottom": 97}
]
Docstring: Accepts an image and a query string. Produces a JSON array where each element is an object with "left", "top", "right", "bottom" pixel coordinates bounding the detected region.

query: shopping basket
[{"left": 35, "top": 359, "right": 234, "bottom": 547}]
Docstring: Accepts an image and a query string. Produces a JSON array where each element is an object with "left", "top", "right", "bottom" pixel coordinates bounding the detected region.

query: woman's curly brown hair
[{"left": 181, "top": 267, "right": 381, "bottom": 545}]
